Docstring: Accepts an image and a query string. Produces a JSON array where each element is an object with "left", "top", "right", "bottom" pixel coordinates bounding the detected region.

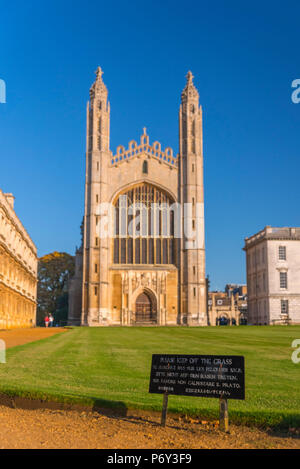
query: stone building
[
  {"left": 225, "top": 284, "right": 247, "bottom": 297},
  {"left": 0, "top": 189, "right": 37, "bottom": 328},
  {"left": 68, "top": 68, "right": 206, "bottom": 326},
  {"left": 244, "top": 226, "right": 300, "bottom": 325},
  {"left": 208, "top": 289, "right": 247, "bottom": 326}
]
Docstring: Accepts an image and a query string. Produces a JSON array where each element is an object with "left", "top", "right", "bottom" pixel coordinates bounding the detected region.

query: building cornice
[
  {"left": 0, "top": 188, "right": 37, "bottom": 256},
  {"left": 0, "top": 279, "right": 37, "bottom": 303},
  {"left": 244, "top": 226, "right": 300, "bottom": 250},
  {"left": 0, "top": 239, "right": 37, "bottom": 278}
]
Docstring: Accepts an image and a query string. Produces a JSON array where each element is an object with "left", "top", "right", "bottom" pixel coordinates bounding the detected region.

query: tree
[{"left": 37, "top": 252, "right": 75, "bottom": 326}]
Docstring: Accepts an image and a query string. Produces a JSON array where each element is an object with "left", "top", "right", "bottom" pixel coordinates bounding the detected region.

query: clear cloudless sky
[{"left": 0, "top": 0, "right": 299, "bottom": 290}]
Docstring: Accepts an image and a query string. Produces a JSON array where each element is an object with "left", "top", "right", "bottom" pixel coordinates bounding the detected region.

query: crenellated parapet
[{"left": 111, "top": 128, "right": 178, "bottom": 168}]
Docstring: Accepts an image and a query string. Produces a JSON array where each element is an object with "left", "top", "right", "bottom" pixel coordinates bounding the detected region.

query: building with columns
[
  {"left": 208, "top": 289, "right": 247, "bottom": 326},
  {"left": 68, "top": 68, "right": 206, "bottom": 326},
  {"left": 244, "top": 226, "right": 300, "bottom": 325},
  {"left": 0, "top": 189, "right": 37, "bottom": 328}
]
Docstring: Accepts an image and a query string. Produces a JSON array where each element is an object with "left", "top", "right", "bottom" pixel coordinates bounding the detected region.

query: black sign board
[{"left": 149, "top": 354, "right": 245, "bottom": 400}]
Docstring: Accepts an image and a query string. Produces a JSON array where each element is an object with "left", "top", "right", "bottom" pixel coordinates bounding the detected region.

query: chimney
[{"left": 4, "top": 193, "right": 15, "bottom": 210}]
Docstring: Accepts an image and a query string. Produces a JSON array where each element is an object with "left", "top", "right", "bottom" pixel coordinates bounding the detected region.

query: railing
[{"left": 245, "top": 226, "right": 300, "bottom": 246}]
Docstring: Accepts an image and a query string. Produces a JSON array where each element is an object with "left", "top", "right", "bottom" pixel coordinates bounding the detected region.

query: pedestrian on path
[
  {"left": 49, "top": 314, "right": 54, "bottom": 328},
  {"left": 44, "top": 315, "right": 49, "bottom": 328}
]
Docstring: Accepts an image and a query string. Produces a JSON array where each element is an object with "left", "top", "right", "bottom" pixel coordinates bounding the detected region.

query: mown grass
[{"left": 0, "top": 326, "right": 299, "bottom": 429}]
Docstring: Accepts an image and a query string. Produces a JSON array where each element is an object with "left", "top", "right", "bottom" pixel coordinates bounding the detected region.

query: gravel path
[
  {"left": 0, "top": 406, "right": 298, "bottom": 449},
  {"left": 0, "top": 328, "right": 67, "bottom": 348}
]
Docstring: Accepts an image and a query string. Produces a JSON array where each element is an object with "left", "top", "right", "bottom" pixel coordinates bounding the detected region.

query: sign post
[
  {"left": 219, "top": 397, "right": 229, "bottom": 432},
  {"left": 149, "top": 354, "right": 245, "bottom": 430},
  {"left": 161, "top": 392, "right": 169, "bottom": 427}
]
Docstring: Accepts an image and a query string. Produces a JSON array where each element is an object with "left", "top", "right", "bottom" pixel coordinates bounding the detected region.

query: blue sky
[{"left": 0, "top": 0, "right": 299, "bottom": 290}]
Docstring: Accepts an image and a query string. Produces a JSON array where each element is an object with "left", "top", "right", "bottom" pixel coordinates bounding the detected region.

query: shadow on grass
[
  {"left": 0, "top": 392, "right": 129, "bottom": 416},
  {"left": 0, "top": 391, "right": 299, "bottom": 434},
  {"left": 92, "top": 398, "right": 128, "bottom": 417}
]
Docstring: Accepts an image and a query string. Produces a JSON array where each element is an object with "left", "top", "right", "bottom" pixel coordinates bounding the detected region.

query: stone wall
[
  {"left": 0, "top": 189, "right": 37, "bottom": 328},
  {"left": 244, "top": 226, "right": 300, "bottom": 325}
]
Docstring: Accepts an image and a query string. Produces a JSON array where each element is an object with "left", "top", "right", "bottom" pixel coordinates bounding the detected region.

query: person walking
[
  {"left": 44, "top": 315, "right": 49, "bottom": 328},
  {"left": 49, "top": 314, "right": 54, "bottom": 328}
]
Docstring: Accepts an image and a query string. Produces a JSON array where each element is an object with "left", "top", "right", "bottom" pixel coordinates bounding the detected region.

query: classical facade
[
  {"left": 68, "top": 68, "right": 206, "bottom": 326},
  {"left": 0, "top": 189, "right": 37, "bottom": 328},
  {"left": 208, "top": 289, "right": 247, "bottom": 326},
  {"left": 244, "top": 226, "right": 300, "bottom": 325}
]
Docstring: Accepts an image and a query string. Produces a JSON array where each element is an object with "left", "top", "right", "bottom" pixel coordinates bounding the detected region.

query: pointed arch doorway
[{"left": 135, "top": 291, "right": 157, "bottom": 324}]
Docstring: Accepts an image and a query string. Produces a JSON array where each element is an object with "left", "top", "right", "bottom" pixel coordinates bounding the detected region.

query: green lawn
[{"left": 0, "top": 326, "right": 299, "bottom": 429}]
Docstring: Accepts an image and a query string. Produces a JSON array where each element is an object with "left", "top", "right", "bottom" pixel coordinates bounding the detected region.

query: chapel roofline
[{"left": 111, "top": 128, "right": 178, "bottom": 169}]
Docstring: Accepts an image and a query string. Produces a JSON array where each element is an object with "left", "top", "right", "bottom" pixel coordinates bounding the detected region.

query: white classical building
[{"left": 244, "top": 226, "right": 300, "bottom": 325}]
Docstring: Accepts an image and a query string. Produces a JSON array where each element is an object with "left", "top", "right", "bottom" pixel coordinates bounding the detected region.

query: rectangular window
[
  {"left": 94, "top": 286, "right": 98, "bottom": 296},
  {"left": 156, "top": 239, "right": 161, "bottom": 264},
  {"left": 121, "top": 239, "right": 126, "bottom": 264},
  {"left": 169, "top": 239, "right": 174, "bottom": 265},
  {"left": 279, "top": 246, "right": 286, "bottom": 260},
  {"left": 280, "top": 272, "right": 287, "bottom": 289},
  {"left": 114, "top": 238, "right": 119, "bottom": 263},
  {"left": 135, "top": 238, "right": 140, "bottom": 264},
  {"left": 142, "top": 160, "right": 148, "bottom": 174},
  {"left": 95, "top": 263, "right": 98, "bottom": 273},
  {"left": 149, "top": 238, "right": 154, "bottom": 264},
  {"left": 256, "top": 250, "right": 260, "bottom": 264},
  {"left": 263, "top": 272, "right": 266, "bottom": 291},
  {"left": 281, "top": 299, "right": 289, "bottom": 315},
  {"left": 193, "top": 287, "right": 196, "bottom": 297},
  {"left": 127, "top": 238, "right": 133, "bottom": 264},
  {"left": 95, "top": 237, "right": 98, "bottom": 246},
  {"left": 142, "top": 238, "right": 147, "bottom": 264},
  {"left": 163, "top": 239, "right": 168, "bottom": 264}
]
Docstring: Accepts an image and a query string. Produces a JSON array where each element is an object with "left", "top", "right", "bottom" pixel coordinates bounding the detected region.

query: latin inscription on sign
[{"left": 149, "top": 354, "right": 245, "bottom": 400}]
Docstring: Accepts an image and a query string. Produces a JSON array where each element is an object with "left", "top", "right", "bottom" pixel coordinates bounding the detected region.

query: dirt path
[
  {"left": 0, "top": 328, "right": 67, "bottom": 349},
  {"left": 0, "top": 405, "right": 298, "bottom": 449}
]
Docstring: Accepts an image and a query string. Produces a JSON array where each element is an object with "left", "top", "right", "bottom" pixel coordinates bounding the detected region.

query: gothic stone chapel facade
[{"left": 68, "top": 68, "right": 206, "bottom": 327}]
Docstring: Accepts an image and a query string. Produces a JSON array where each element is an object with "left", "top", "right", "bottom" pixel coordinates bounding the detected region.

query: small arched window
[{"left": 142, "top": 160, "right": 148, "bottom": 174}]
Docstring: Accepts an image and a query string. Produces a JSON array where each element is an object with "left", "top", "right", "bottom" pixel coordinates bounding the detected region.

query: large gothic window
[{"left": 113, "top": 183, "right": 176, "bottom": 266}]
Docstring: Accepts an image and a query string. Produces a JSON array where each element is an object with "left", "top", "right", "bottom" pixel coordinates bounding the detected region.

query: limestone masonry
[
  {"left": 244, "top": 226, "right": 300, "bottom": 325},
  {"left": 68, "top": 68, "right": 206, "bottom": 326},
  {"left": 0, "top": 189, "right": 37, "bottom": 328}
]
